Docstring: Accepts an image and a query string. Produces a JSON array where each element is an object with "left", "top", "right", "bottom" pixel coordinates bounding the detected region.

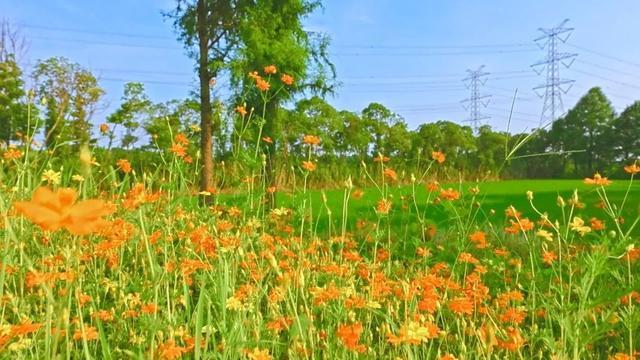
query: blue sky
[{"left": 2, "top": 0, "right": 640, "bottom": 134}]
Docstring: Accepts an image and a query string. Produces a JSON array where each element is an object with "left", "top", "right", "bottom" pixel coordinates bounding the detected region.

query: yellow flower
[
  {"left": 536, "top": 229, "right": 553, "bottom": 242},
  {"left": 72, "top": 175, "right": 85, "bottom": 182},
  {"left": 569, "top": 217, "right": 591, "bottom": 236},
  {"left": 41, "top": 169, "right": 62, "bottom": 185}
]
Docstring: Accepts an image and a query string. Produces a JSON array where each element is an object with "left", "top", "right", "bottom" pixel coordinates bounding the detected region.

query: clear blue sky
[{"left": 2, "top": 0, "right": 640, "bottom": 134}]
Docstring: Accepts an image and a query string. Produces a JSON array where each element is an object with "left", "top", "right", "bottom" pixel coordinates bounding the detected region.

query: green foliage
[
  {"left": 107, "top": 82, "right": 152, "bottom": 149},
  {"left": 0, "top": 55, "right": 32, "bottom": 144},
  {"left": 32, "top": 57, "right": 104, "bottom": 149}
]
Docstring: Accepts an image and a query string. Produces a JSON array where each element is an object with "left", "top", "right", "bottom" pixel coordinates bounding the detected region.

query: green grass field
[{"left": 218, "top": 179, "right": 640, "bottom": 237}]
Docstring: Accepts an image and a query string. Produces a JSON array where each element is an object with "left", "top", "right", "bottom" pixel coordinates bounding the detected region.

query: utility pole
[
  {"left": 461, "top": 65, "right": 491, "bottom": 131},
  {"left": 532, "top": 19, "right": 577, "bottom": 127}
]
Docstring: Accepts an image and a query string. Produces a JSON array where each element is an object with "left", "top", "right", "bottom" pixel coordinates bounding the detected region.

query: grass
[{"left": 218, "top": 179, "right": 640, "bottom": 236}]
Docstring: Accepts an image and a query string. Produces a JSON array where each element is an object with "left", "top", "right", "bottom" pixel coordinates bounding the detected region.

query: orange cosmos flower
[
  {"left": 439, "top": 188, "right": 460, "bottom": 201},
  {"left": 590, "top": 217, "right": 605, "bottom": 231},
  {"left": 263, "top": 65, "right": 277, "bottom": 75},
  {"left": 11, "top": 321, "right": 43, "bottom": 337},
  {"left": 157, "top": 339, "right": 189, "bottom": 360},
  {"left": 383, "top": 168, "right": 398, "bottom": 181},
  {"left": 262, "top": 136, "right": 273, "bottom": 144},
  {"left": 448, "top": 296, "right": 474, "bottom": 315},
  {"left": 426, "top": 180, "right": 440, "bottom": 192},
  {"left": 116, "top": 159, "right": 132, "bottom": 174},
  {"left": 432, "top": 151, "right": 445, "bottom": 164},
  {"left": 352, "top": 188, "right": 364, "bottom": 199},
  {"left": 281, "top": 73, "right": 294, "bottom": 85},
  {"left": 376, "top": 198, "right": 392, "bottom": 214},
  {"left": 256, "top": 78, "right": 270, "bottom": 91},
  {"left": 373, "top": 154, "right": 390, "bottom": 163},
  {"left": 469, "top": 230, "right": 488, "bottom": 249},
  {"left": 302, "top": 161, "right": 316, "bottom": 172},
  {"left": 13, "top": 187, "right": 114, "bottom": 235},
  {"left": 99, "top": 123, "right": 109, "bottom": 134},
  {"left": 140, "top": 303, "right": 159, "bottom": 314},
  {"left": 584, "top": 173, "right": 612, "bottom": 186},
  {"left": 542, "top": 250, "right": 557, "bottom": 265},
  {"left": 174, "top": 133, "right": 189, "bottom": 146},
  {"left": 235, "top": 105, "right": 248, "bottom": 116},
  {"left": 336, "top": 322, "right": 366, "bottom": 352},
  {"left": 624, "top": 163, "right": 640, "bottom": 175},
  {"left": 3, "top": 148, "right": 22, "bottom": 160},
  {"left": 170, "top": 143, "right": 187, "bottom": 157},
  {"left": 302, "top": 134, "right": 321, "bottom": 146},
  {"left": 73, "top": 326, "right": 99, "bottom": 341}
]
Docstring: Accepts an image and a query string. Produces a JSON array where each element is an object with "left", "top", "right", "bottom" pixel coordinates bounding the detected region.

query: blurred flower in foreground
[{"left": 13, "top": 187, "right": 114, "bottom": 235}]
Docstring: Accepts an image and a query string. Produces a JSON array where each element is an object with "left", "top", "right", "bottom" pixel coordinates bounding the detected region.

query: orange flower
[
  {"left": 3, "top": 148, "right": 23, "bottom": 160},
  {"left": 13, "top": 187, "right": 114, "bottom": 235},
  {"left": 432, "top": 151, "right": 445, "bottom": 164},
  {"left": 383, "top": 168, "right": 397, "bottom": 181},
  {"left": 302, "top": 161, "right": 316, "bottom": 172},
  {"left": 439, "top": 188, "right": 460, "bottom": 201},
  {"left": 281, "top": 73, "right": 294, "bottom": 85},
  {"left": 448, "top": 296, "right": 474, "bottom": 315},
  {"left": 11, "top": 321, "right": 43, "bottom": 336},
  {"left": 336, "top": 322, "right": 365, "bottom": 352},
  {"left": 262, "top": 136, "right": 273, "bottom": 144},
  {"left": 157, "top": 339, "right": 188, "bottom": 360},
  {"left": 302, "top": 135, "right": 321, "bottom": 146},
  {"left": 117, "top": 159, "right": 132, "bottom": 174},
  {"left": 170, "top": 143, "right": 187, "bottom": 157},
  {"left": 73, "top": 326, "right": 99, "bottom": 341},
  {"left": 352, "top": 188, "right": 364, "bottom": 199},
  {"left": 376, "top": 198, "right": 392, "bottom": 214},
  {"left": 174, "top": 133, "right": 189, "bottom": 146},
  {"left": 140, "top": 303, "right": 159, "bottom": 314},
  {"left": 542, "top": 250, "right": 557, "bottom": 265},
  {"left": 256, "top": 78, "right": 270, "bottom": 91},
  {"left": 373, "top": 154, "right": 390, "bottom": 163},
  {"left": 235, "top": 105, "right": 248, "bottom": 116},
  {"left": 469, "top": 230, "right": 488, "bottom": 249},
  {"left": 624, "top": 163, "right": 640, "bottom": 175},
  {"left": 584, "top": 173, "right": 612, "bottom": 186},
  {"left": 263, "top": 65, "right": 277, "bottom": 75},
  {"left": 590, "top": 217, "right": 605, "bottom": 231},
  {"left": 99, "top": 123, "right": 110, "bottom": 134},
  {"left": 426, "top": 180, "right": 440, "bottom": 192}
]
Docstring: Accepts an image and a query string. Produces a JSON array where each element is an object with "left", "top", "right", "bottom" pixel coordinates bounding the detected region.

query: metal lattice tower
[
  {"left": 531, "top": 19, "right": 577, "bottom": 126},
  {"left": 461, "top": 65, "right": 491, "bottom": 131}
]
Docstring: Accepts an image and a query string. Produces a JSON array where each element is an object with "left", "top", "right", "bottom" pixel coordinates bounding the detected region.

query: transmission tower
[
  {"left": 461, "top": 65, "right": 491, "bottom": 131},
  {"left": 531, "top": 19, "right": 577, "bottom": 126}
]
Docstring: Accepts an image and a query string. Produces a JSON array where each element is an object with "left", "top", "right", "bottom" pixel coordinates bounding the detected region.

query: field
[{"left": 1, "top": 149, "right": 639, "bottom": 359}]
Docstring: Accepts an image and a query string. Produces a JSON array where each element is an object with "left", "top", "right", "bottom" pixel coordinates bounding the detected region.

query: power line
[
  {"left": 461, "top": 65, "right": 491, "bottom": 131},
  {"left": 567, "top": 42, "right": 640, "bottom": 70},
  {"left": 531, "top": 18, "right": 577, "bottom": 126}
]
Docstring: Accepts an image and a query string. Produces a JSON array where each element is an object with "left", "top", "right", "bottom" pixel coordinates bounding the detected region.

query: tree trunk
[{"left": 197, "top": 0, "right": 214, "bottom": 201}]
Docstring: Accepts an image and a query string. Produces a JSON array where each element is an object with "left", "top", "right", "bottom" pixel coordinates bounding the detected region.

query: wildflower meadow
[{"left": 1, "top": 1, "right": 640, "bottom": 359}]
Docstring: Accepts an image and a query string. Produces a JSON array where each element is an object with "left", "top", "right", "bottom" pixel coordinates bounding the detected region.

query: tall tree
[
  {"left": 32, "top": 57, "right": 104, "bottom": 149},
  {"left": 612, "top": 101, "right": 640, "bottom": 163},
  {"left": 167, "top": 0, "right": 245, "bottom": 195},
  {"left": 558, "top": 87, "right": 615, "bottom": 175},
  {"left": 0, "top": 55, "right": 31, "bottom": 144},
  {"left": 107, "top": 82, "right": 152, "bottom": 149},
  {"left": 230, "top": 0, "right": 334, "bottom": 206}
]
